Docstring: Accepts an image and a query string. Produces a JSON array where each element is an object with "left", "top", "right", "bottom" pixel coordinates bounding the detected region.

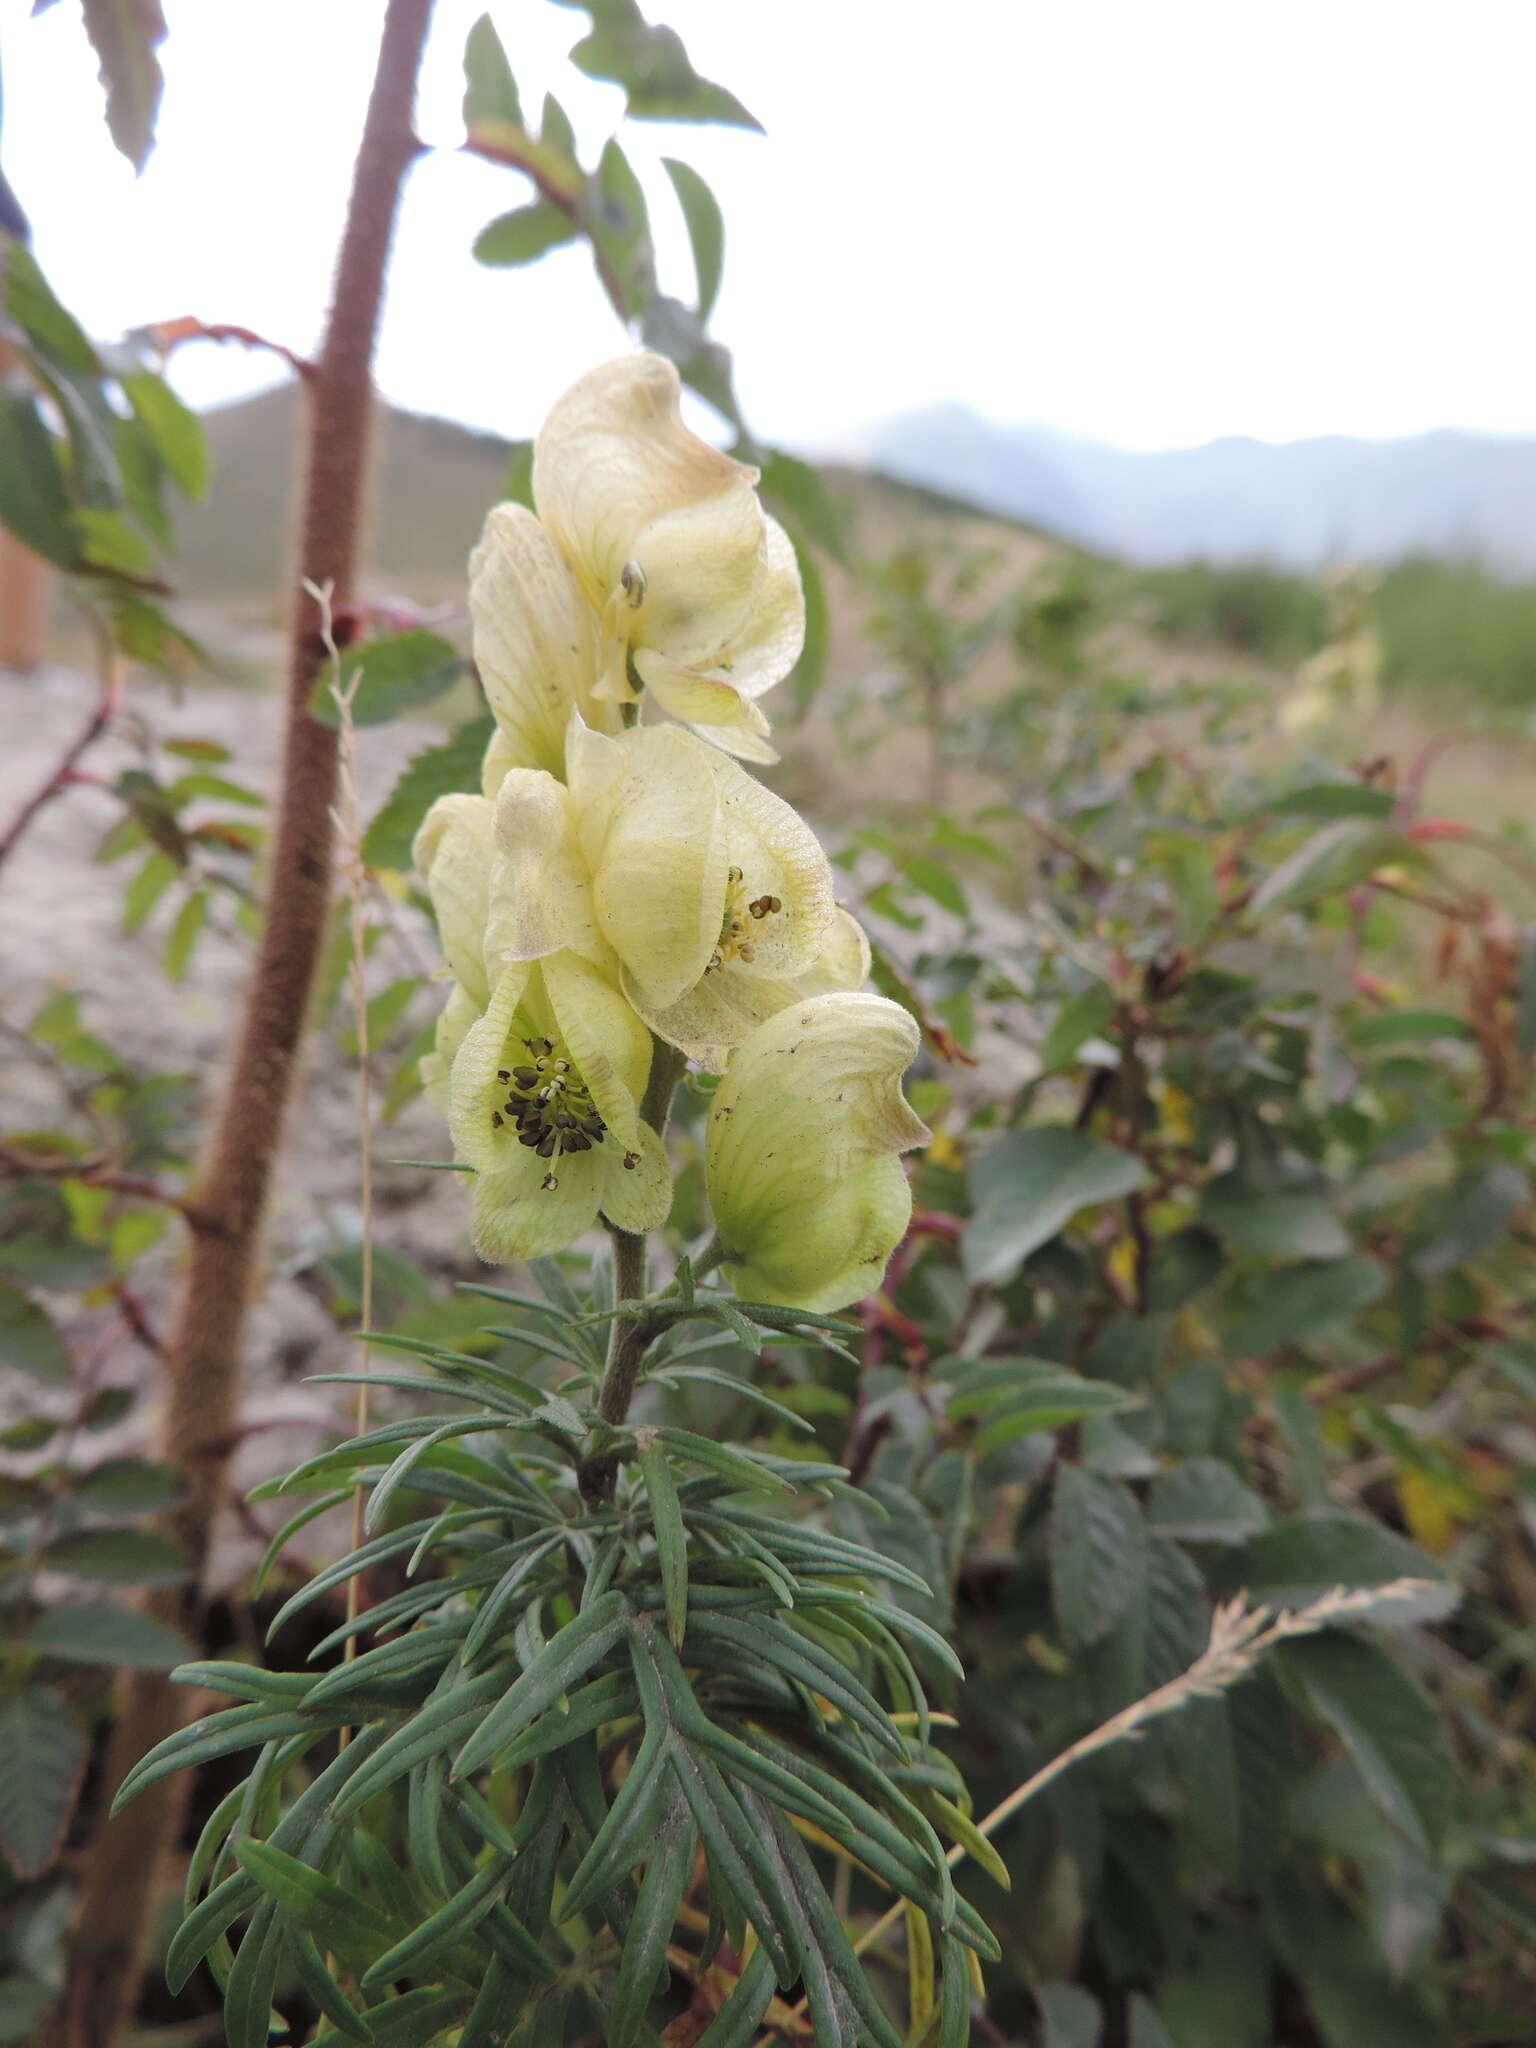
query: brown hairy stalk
[{"left": 46, "top": 5, "right": 434, "bottom": 2040}]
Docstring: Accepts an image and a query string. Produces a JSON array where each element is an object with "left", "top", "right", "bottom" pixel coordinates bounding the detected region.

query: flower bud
[{"left": 706, "top": 993, "right": 930, "bottom": 1312}]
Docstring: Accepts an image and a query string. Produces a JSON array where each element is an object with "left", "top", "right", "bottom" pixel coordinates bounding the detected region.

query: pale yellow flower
[
  {"left": 705, "top": 993, "right": 929, "bottom": 1312},
  {"left": 532, "top": 353, "right": 803, "bottom": 762},
  {"left": 448, "top": 952, "right": 671, "bottom": 1261},
  {"left": 469, "top": 503, "right": 623, "bottom": 790},
  {"left": 494, "top": 718, "right": 845, "bottom": 1068},
  {"left": 413, "top": 792, "right": 499, "bottom": 1008}
]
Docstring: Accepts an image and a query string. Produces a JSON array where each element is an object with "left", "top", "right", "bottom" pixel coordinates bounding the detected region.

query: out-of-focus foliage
[{"left": 2, "top": 2, "right": 1535, "bottom": 2041}]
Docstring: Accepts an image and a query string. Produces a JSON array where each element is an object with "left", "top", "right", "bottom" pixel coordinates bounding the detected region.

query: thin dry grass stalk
[
  {"left": 309, "top": 577, "right": 376, "bottom": 1688},
  {"left": 750, "top": 1575, "right": 1438, "bottom": 2045}
]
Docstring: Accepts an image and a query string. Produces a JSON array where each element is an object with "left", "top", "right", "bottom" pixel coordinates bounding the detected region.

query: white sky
[{"left": 3, "top": 0, "right": 1534, "bottom": 453}]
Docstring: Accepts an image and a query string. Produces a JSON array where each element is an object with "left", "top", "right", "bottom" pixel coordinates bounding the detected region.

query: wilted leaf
[{"left": 80, "top": 0, "right": 168, "bottom": 173}]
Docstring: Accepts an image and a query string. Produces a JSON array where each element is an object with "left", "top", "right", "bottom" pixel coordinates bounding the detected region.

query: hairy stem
[
  {"left": 579, "top": 1037, "right": 684, "bottom": 1501},
  {"left": 45, "top": 8, "right": 434, "bottom": 2041}
]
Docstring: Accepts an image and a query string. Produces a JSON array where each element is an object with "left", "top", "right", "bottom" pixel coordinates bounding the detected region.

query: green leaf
[
  {"left": 121, "top": 370, "right": 208, "bottom": 498},
  {"left": 72, "top": 1456, "right": 184, "bottom": 1514},
  {"left": 463, "top": 12, "right": 522, "bottom": 129},
  {"left": 363, "top": 1849, "right": 528, "bottom": 1989},
  {"left": 122, "top": 846, "right": 181, "bottom": 932},
  {"left": 637, "top": 1433, "right": 689, "bottom": 1649},
  {"left": 692, "top": 1946, "right": 776, "bottom": 2047},
  {"left": 1196, "top": 1177, "right": 1350, "bottom": 1259},
  {"left": 286, "top": 1929, "right": 376, "bottom": 2043},
  {"left": 1225, "top": 1254, "right": 1384, "bottom": 1354},
  {"left": 1266, "top": 781, "right": 1395, "bottom": 821},
  {"left": 946, "top": 1357, "right": 1137, "bottom": 1448},
  {"left": 1050, "top": 1465, "right": 1145, "bottom": 1652},
  {"left": 756, "top": 446, "right": 845, "bottom": 563},
  {"left": 788, "top": 532, "right": 827, "bottom": 713},
  {"left": 1128, "top": 1994, "right": 1176, "bottom": 2048},
  {"left": 584, "top": 135, "right": 653, "bottom": 319},
  {"left": 903, "top": 853, "right": 968, "bottom": 919},
  {"left": 0, "top": 391, "right": 79, "bottom": 566},
  {"left": 1146, "top": 1458, "right": 1269, "bottom": 1544},
  {"left": 964, "top": 1128, "right": 1147, "bottom": 1285},
  {"left": 0, "top": 1687, "right": 84, "bottom": 1879},
  {"left": 362, "top": 712, "right": 495, "bottom": 870},
  {"left": 1350, "top": 1007, "right": 1473, "bottom": 1048},
  {"left": 659, "top": 158, "right": 727, "bottom": 324},
  {"left": 0, "top": 1280, "right": 69, "bottom": 1383},
  {"left": 1410, "top": 1160, "right": 1529, "bottom": 1279},
  {"left": 41, "top": 1526, "right": 188, "bottom": 1584},
  {"left": 1038, "top": 1983, "right": 1103, "bottom": 2048},
  {"left": 1040, "top": 983, "right": 1115, "bottom": 1071},
  {"left": 309, "top": 629, "right": 464, "bottom": 727},
  {"left": 1226, "top": 1511, "right": 1452, "bottom": 1618},
  {"left": 5, "top": 246, "right": 98, "bottom": 373},
  {"left": 605, "top": 1793, "right": 691, "bottom": 2042},
  {"left": 163, "top": 885, "right": 210, "bottom": 982},
  {"left": 79, "top": 0, "right": 166, "bottom": 171},
  {"left": 657, "top": 1427, "right": 794, "bottom": 1495},
  {"left": 473, "top": 202, "right": 581, "bottom": 268},
  {"left": 1277, "top": 1638, "right": 1458, "bottom": 1851},
  {"left": 235, "top": 1837, "right": 396, "bottom": 1955},
  {"left": 567, "top": 2, "right": 762, "bottom": 129},
  {"left": 1251, "top": 819, "right": 1412, "bottom": 914},
  {"left": 24, "top": 1600, "right": 192, "bottom": 1670},
  {"left": 454, "top": 1592, "right": 632, "bottom": 1777}
]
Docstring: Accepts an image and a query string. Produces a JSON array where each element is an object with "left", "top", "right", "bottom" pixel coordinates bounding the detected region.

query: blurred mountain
[
  {"left": 181, "top": 384, "right": 517, "bottom": 602},
  {"left": 870, "top": 406, "right": 1536, "bottom": 571}
]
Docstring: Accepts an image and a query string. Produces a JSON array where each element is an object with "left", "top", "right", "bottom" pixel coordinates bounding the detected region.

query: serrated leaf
[
  {"left": 309, "top": 629, "right": 464, "bottom": 728},
  {"left": 42, "top": 1526, "right": 188, "bottom": 1583},
  {"left": 964, "top": 1128, "right": 1147, "bottom": 1285},
  {"left": 1146, "top": 1458, "right": 1269, "bottom": 1544},
  {"left": 362, "top": 713, "right": 495, "bottom": 870},
  {"left": 1050, "top": 1465, "right": 1145, "bottom": 1653},
  {"left": 1225, "top": 1511, "right": 1453, "bottom": 1620},
  {"left": 0, "top": 1688, "right": 84, "bottom": 1879},
  {"left": 24, "top": 1599, "right": 192, "bottom": 1670},
  {"left": 950, "top": 1358, "right": 1137, "bottom": 1451}
]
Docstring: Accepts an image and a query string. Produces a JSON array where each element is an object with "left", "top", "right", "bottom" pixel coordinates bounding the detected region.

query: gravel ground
[{"left": 0, "top": 662, "right": 472, "bottom": 1588}]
